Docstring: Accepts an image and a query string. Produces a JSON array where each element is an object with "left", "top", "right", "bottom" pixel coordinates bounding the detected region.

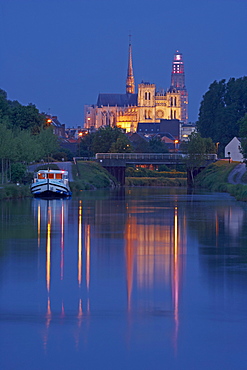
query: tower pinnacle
[
  {"left": 170, "top": 50, "right": 185, "bottom": 89},
  {"left": 126, "top": 36, "right": 135, "bottom": 94},
  {"left": 170, "top": 50, "right": 188, "bottom": 123}
]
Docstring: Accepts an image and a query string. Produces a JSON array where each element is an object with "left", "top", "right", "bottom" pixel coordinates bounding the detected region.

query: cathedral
[{"left": 84, "top": 41, "right": 188, "bottom": 133}]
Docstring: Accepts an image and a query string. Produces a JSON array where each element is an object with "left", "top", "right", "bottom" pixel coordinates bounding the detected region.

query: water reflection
[
  {"left": 124, "top": 198, "right": 186, "bottom": 351},
  {"left": 32, "top": 194, "right": 187, "bottom": 352},
  {"left": 2, "top": 189, "right": 247, "bottom": 368}
]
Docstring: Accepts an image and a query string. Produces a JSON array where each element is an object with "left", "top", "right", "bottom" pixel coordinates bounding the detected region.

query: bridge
[
  {"left": 95, "top": 152, "right": 189, "bottom": 165},
  {"left": 93, "top": 153, "right": 218, "bottom": 185}
]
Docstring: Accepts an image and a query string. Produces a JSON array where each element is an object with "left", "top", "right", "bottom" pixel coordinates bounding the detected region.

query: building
[
  {"left": 84, "top": 41, "right": 189, "bottom": 136},
  {"left": 225, "top": 137, "right": 243, "bottom": 162},
  {"left": 46, "top": 115, "right": 65, "bottom": 137}
]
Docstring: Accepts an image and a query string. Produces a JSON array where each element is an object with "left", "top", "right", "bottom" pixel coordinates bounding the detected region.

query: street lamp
[
  {"left": 78, "top": 132, "right": 83, "bottom": 157},
  {"left": 174, "top": 139, "right": 179, "bottom": 152}
]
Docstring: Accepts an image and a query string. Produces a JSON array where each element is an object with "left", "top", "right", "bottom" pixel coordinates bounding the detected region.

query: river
[{"left": 1, "top": 187, "right": 247, "bottom": 369}]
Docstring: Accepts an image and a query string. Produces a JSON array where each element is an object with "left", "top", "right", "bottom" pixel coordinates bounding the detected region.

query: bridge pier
[
  {"left": 97, "top": 159, "right": 126, "bottom": 185},
  {"left": 187, "top": 167, "right": 205, "bottom": 187}
]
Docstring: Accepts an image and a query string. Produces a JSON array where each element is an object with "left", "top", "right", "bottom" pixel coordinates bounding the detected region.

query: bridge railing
[
  {"left": 96, "top": 153, "right": 186, "bottom": 161},
  {"left": 96, "top": 153, "right": 217, "bottom": 161}
]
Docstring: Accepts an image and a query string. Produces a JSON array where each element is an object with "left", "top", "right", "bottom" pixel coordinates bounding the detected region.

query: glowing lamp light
[{"left": 47, "top": 119, "right": 52, "bottom": 123}]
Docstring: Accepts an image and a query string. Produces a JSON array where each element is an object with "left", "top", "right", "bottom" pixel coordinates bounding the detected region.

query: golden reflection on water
[
  {"left": 78, "top": 200, "right": 82, "bottom": 287},
  {"left": 36, "top": 196, "right": 187, "bottom": 351},
  {"left": 124, "top": 202, "right": 186, "bottom": 351},
  {"left": 85, "top": 224, "right": 91, "bottom": 291},
  {"left": 46, "top": 206, "right": 51, "bottom": 293},
  {"left": 60, "top": 202, "right": 64, "bottom": 280}
]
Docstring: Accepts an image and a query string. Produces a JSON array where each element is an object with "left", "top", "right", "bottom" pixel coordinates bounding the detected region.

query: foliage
[
  {"left": 148, "top": 137, "right": 168, "bottom": 153},
  {"left": 197, "top": 77, "right": 247, "bottom": 151},
  {"left": 0, "top": 88, "right": 59, "bottom": 184},
  {"left": 125, "top": 167, "right": 186, "bottom": 178},
  {"left": 37, "top": 127, "right": 59, "bottom": 162},
  {"left": 125, "top": 177, "right": 187, "bottom": 187},
  {"left": 11, "top": 163, "right": 27, "bottom": 183},
  {"left": 239, "top": 113, "right": 247, "bottom": 161},
  {"left": 91, "top": 126, "right": 131, "bottom": 154},
  {"left": 195, "top": 160, "right": 247, "bottom": 202},
  {"left": 186, "top": 132, "right": 216, "bottom": 185},
  {"left": 110, "top": 136, "right": 132, "bottom": 152},
  {"left": 158, "top": 164, "right": 170, "bottom": 171},
  {"left": 0, "top": 184, "right": 31, "bottom": 200},
  {"left": 10, "top": 103, "right": 46, "bottom": 133},
  {"left": 195, "top": 161, "right": 238, "bottom": 190},
  {"left": 70, "top": 161, "right": 118, "bottom": 192}
]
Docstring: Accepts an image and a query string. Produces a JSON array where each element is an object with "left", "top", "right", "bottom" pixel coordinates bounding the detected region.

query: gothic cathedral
[{"left": 84, "top": 41, "right": 188, "bottom": 132}]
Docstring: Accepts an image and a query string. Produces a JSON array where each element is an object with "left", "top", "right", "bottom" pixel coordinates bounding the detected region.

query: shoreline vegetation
[
  {"left": 195, "top": 160, "right": 247, "bottom": 202},
  {"left": 1, "top": 160, "right": 247, "bottom": 202}
]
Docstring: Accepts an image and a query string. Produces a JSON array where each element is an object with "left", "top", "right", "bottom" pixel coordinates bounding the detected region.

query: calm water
[{"left": 1, "top": 187, "right": 247, "bottom": 370}]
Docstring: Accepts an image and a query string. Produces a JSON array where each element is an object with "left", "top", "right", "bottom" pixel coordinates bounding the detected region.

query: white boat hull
[{"left": 31, "top": 179, "right": 71, "bottom": 198}]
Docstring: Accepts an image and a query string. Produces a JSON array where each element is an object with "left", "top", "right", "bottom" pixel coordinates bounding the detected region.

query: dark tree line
[
  {"left": 197, "top": 77, "right": 247, "bottom": 153},
  {"left": 0, "top": 89, "right": 58, "bottom": 183},
  {"left": 78, "top": 126, "right": 168, "bottom": 157}
]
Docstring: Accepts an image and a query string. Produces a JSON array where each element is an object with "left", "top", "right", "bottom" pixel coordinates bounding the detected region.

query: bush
[
  {"left": 11, "top": 163, "right": 27, "bottom": 183},
  {"left": 0, "top": 184, "right": 31, "bottom": 200}
]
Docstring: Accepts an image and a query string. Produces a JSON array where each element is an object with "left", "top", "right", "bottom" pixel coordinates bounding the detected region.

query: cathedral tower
[
  {"left": 170, "top": 50, "right": 188, "bottom": 123},
  {"left": 126, "top": 37, "right": 135, "bottom": 94}
]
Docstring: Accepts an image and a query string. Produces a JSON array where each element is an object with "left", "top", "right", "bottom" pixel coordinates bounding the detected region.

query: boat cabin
[{"left": 35, "top": 170, "right": 68, "bottom": 181}]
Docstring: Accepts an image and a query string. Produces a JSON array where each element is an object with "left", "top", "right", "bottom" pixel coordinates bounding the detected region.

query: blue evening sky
[{"left": 0, "top": 0, "right": 246, "bottom": 127}]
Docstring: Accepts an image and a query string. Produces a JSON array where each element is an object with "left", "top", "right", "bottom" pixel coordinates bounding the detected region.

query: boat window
[
  {"left": 48, "top": 173, "right": 54, "bottom": 179},
  {"left": 38, "top": 173, "right": 46, "bottom": 179},
  {"left": 56, "top": 173, "right": 62, "bottom": 179}
]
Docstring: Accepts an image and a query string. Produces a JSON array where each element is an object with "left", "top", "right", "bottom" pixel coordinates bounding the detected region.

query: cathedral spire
[{"left": 126, "top": 35, "right": 135, "bottom": 94}]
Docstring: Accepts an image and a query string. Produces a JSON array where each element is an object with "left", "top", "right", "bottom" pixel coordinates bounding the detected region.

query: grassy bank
[
  {"left": 70, "top": 161, "right": 118, "bottom": 193},
  {"left": 126, "top": 177, "right": 187, "bottom": 187},
  {"left": 196, "top": 160, "right": 247, "bottom": 201},
  {"left": 0, "top": 184, "right": 31, "bottom": 200}
]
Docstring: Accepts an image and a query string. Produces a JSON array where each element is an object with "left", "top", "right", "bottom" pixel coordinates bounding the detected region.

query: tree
[
  {"left": 38, "top": 127, "right": 59, "bottom": 162},
  {"left": 186, "top": 132, "right": 215, "bottom": 186},
  {"left": 13, "top": 129, "right": 41, "bottom": 163},
  {"left": 239, "top": 113, "right": 247, "bottom": 161},
  {"left": 110, "top": 136, "right": 132, "bottom": 152},
  {"left": 197, "top": 77, "right": 247, "bottom": 151},
  {"left": 0, "top": 122, "right": 14, "bottom": 183},
  {"left": 91, "top": 126, "right": 129, "bottom": 154},
  {"left": 148, "top": 137, "right": 168, "bottom": 153},
  {"left": 10, "top": 103, "right": 46, "bottom": 133}
]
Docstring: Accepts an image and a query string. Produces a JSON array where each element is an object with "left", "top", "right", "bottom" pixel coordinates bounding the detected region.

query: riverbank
[
  {"left": 0, "top": 184, "right": 31, "bottom": 200},
  {"left": 70, "top": 161, "right": 118, "bottom": 193},
  {"left": 196, "top": 160, "right": 247, "bottom": 201},
  {"left": 126, "top": 177, "right": 187, "bottom": 187}
]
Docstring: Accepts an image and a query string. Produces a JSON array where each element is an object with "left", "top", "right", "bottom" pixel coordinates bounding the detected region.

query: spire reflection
[
  {"left": 85, "top": 224, "right": 91, "bottom": 291},
  {"left": 124, "top": 203, "right": 186, "bottom": 350},
  {"left": 78, "top": 200, "right": 82, "bottom": 287},
  {"left": 46, "top": 205, "right": 51, "bottom": 293}
]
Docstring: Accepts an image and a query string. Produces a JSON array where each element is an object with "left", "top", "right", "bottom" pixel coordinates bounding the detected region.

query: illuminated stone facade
[{"left": 84, "top": 44, "right": 188, "bottom": 133}]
